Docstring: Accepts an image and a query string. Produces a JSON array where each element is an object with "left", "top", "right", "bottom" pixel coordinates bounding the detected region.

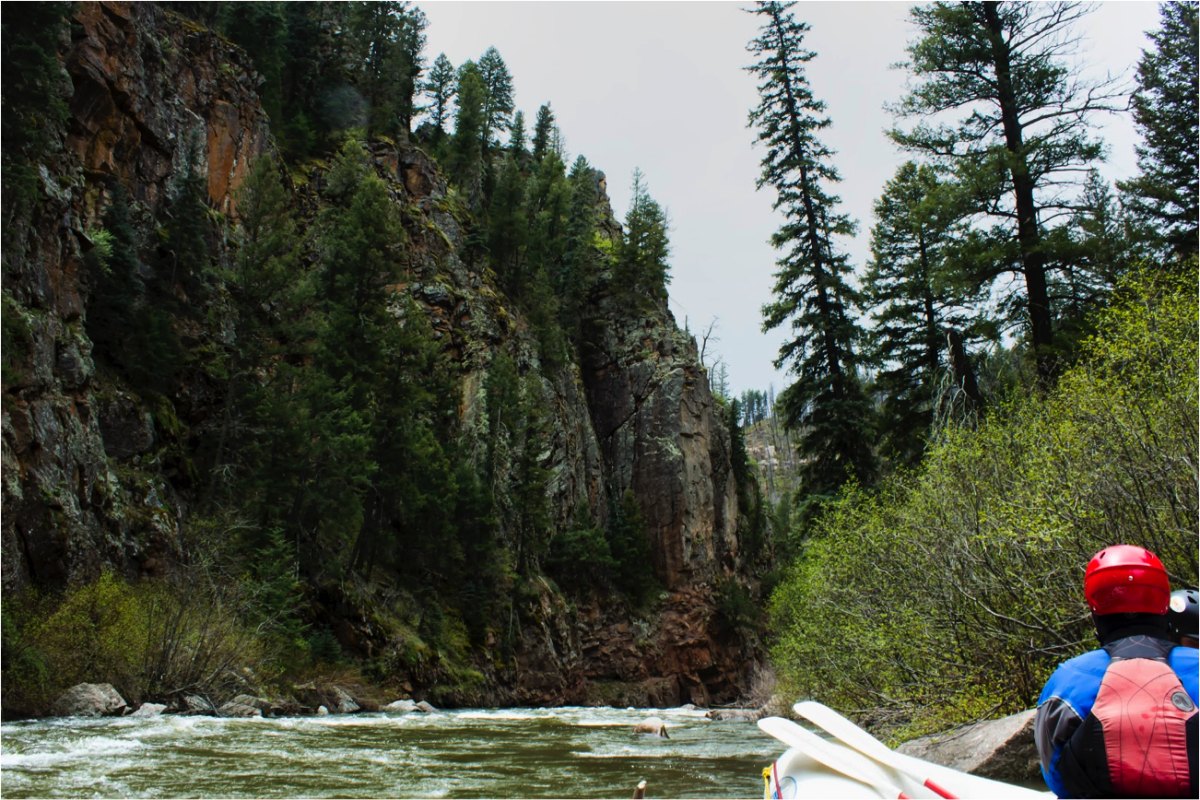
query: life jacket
[{"left": 1057, "top": 635, "right": 1197, "bottom": 798}]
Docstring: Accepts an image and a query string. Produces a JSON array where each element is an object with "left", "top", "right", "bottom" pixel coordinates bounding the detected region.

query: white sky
[{"left": 419, "top": 1, "right": 1163, "bottom": 398}]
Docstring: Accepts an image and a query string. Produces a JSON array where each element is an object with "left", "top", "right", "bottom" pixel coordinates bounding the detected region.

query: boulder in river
[
  {"left": 230, "top": 694, "right": 269, "bottom": 710},
  {"left": 415, "top": 700, "right": 439, "bottom": 714},
  {"left": 131, "top": 703, "right": 168, "bottom": 718},
  {"left": 633, "top": 717, "right": 670, "bottom": 738},
  {"left": 331, "top": 686, "right": 360, "bottom": 714},
  {"left": 183, "top": 695, "right": 215, "bottom": 714},
  {"left": 51, "top": 684, "right": 128, "bottom": 717},
  {"left": 706, "top": 708, "right": 762, "bottom": 722},
  {"left": 385, "top": 699, "right": 417, "bottom": 713},
  {"left": 896, "top": 710, "right": 1040, "bottom": 784},
  {"left": 317, "top": 705, "right": 329, "bottom": 716},
  {"left": 218, "top": 702, "right": 263, "bottom": 718}
]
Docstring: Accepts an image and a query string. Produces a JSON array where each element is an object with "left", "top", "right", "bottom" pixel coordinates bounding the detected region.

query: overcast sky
[{"left": 419, "top": 1, "right": 1163, "bottom": 399}]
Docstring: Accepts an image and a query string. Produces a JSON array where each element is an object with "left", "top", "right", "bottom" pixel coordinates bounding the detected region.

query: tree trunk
[{"left": 982, "top": 1, "right": 1055, "bottom": 383}]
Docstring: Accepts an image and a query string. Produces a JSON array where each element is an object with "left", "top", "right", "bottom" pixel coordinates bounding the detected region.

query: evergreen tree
[
  {"left": 345, "top": 1, "right": 425, "bottom": 137},
  {"left": 220, "top": 3, "right": 287, "bottom": 127},
  {"left": 531, "top": 102, "right": 555, "bottom": 164},
  {"left": 478, "top": 46, "right": 515, "bottom": 150},
  {"left": 890, "top": 1, "right": 1124, "bottom": 382},
  {"left": 1118, "top": 1, "right": 1199, "bottom": 260},
  {"left": 208, "top": 154, "right": 302, "bottom": 508},
  {"left": 864, "top": 162, "right": 986, "bottom": 468},
  {"left": 423, "top": 52, "right": 457, "bottom": 141},
  {"left": 746, "top": 1, "right": 876, "bottom": 523},
  {"left": 487, "top": 154, "right": 529, "bottom": 292},
  {"left": 509, "top": 110, "right": 527, "bottom": 157},
  {"left": 559, "top": 155, "right": 599, "bottom": 336},
  {"left": 448, "top": 61, "right": 486, "bottom": 195},
  {"left": 615, "top": 169, "right": 671, "bottom": 305},
  {"left": 1, "top": 1, "right": 70, "bottom": 207}
]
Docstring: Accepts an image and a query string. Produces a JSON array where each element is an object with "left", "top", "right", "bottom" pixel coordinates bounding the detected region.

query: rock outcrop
[
  {"left": 51, "top": 683, "right": 128, "bottom": 717},
  {"left": 896, "top": 710, "right": 1042, "bottom": 785}
]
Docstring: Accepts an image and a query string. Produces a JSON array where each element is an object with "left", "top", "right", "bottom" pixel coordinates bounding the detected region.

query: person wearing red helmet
[{"left": 1034, "top": 545, "right": 1198, "bottom": 798}]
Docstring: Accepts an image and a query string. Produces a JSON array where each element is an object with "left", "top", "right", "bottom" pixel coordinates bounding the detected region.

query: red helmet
[{"left": 1084, "top": 545, "right": 1170, "bottom": 615}]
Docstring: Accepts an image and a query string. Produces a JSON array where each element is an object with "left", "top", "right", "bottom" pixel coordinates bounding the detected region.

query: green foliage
[
  {"left": 769, "top": 269, "right": 1199, "bottom": 738},
  {"left": 85, "top": 183, "right": 183, "bottom": 397},
  {"left": 1, "top": 291, "right": 33, "bottom": 387},
  {"left": 747, "top": 2, "right": 877, "bottom": 523},
  {"left": 714, "top": 577, "right": 758, "bottom": 633},
  {"left": 614, "top": 168, "right": 671, "bottom": 305},
  {"left": 1, "top": 1, "right": 70, "bottom": 208},
  {"left": 478, "top": 46, "right": 515, "bottom": 151},
  {"left": 548, "top": 505, "right": 617, "bottom": 589},
  {"left": 608, "top": 490, "right": 659, "bottom": 604},
  {"left": 1, "top": 572, "right": 266, "bottom": 715},
  {"left": 863, "top": 161, "right": 989, "bottom": 470},
  {"left": 423, "top": 52, "right": 457, "bottom": 139},
  {"left": 531, "top": 103, "right": 555, "bottom": 165},
  {"left": 448, "top": 61, "right": 486, "bottom": 195},
  {"left": 890, "top": 2, "right": 1122, "bottom": 380},
  {"left": 1118, "top": 1, "right": 1199, "bottom": 260}
]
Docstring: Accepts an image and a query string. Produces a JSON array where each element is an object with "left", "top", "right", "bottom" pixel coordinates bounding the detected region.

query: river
[{"left": 1, "top": 706, "right": 780, "bottom": 798}]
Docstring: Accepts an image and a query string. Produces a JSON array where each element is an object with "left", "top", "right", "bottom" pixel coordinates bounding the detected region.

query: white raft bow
[{"left": 757, "top": 702, "right": 1053, "bottom": 799}]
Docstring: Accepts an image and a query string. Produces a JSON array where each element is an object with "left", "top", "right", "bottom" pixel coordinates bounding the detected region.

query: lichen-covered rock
[
  {"left": 896, "top": 710, "right": 1040, "bottom": 784},
  {"left": 217, "top": 702, "right": 262, "bottom": 718},
  {"left": 331, "top": 686, "right": 360, "bottom": 714},
  {"left": 131, "top": 702, "right": 168, "bottom": 718},
  {"left": 51, "top": 683, "right": 128, "bottom": 717}
]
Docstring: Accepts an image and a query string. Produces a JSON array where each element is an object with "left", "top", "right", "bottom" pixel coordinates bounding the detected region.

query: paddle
[
  {"left": 793, "top": 702, "right": 959, "bottom": 800},
  {"left": 758, "top": 716, "right": 915, "bottom": 799}
]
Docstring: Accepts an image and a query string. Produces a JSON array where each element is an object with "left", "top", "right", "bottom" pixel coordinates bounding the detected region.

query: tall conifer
[
  {"left": 746, "top": 1, "right": 876, "bottom": 522},
  {"left": 1118, "top": 1, "right": 1199, "bottom": 260}
]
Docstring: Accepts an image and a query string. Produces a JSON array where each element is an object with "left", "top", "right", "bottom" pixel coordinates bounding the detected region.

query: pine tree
[
  {"left": 509, "top": 110, "right": 527, "bottom": 157},
  {"left": 487, "top": 154, "right": 529, "bottom": 292},
  {"left": 448, "top": 61, "right": 486, "bottom": 195},
  {"left": 395, "top": 4, "right": 428, "bottom": 134},
  {"left": 864, "top": 161, "right": 985, "bottom": 469},
  {"left": 531, "top": 102, "right": 555, "bottom": 164},
  {"left": 1, "top": 1, "right": 70, "bottom": 206},
  {"left": 559, "top": 155, "right": 599, "bottom": 336},
  {"left": 349, "top": 1, "right": 407, "bottom": 137},
  {"left": 615, "top": 169, "right": 671, "bottom": 305},
  {"left": 890, "top": 1, "right": 1124, "bottom": 382},
  {"left": 746, "top": 1, "right": 876, "bottom": 522},
  {"left": 423, "top": 52, "right": 457, "bottom": 140},
  {"left": 219, "top": 3, "right": 287, "bottom": 127},
  {"left": 478, "top": 46, "right": 515, "bottom": 151},
  {"left": 1118, "top": 1, "right": 1199, "bottom": 260}
]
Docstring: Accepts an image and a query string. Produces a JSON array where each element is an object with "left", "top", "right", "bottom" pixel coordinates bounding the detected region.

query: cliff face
[{"left": 2, "top": 2, "right": 757, "bottom": 706}]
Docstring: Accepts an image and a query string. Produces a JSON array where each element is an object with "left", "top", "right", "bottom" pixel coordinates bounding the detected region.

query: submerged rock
[
  {"left": 633, "top": 717, "right": 669, "bottom": 738},
  {"left": 896, "top": 710, "right": 1039, "bottom": 784},
  {"left": 218, "top": 702, "right": 262, "bottom": 718},
  {"left": 131, "top": 703, "right": 168, "bottom": 718},
  {"left": 706, "top": 708, "right": 762, "bottom": 722},
  {"left": 51, "top": 683, "right": 128, "bottom": 717},
  {"left": 385, "top": 699, "right": 417, "bottom": 713}
]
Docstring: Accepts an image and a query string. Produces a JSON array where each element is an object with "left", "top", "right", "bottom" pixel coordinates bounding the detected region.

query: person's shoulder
[
  {"left": 1039, "top": 648, "right": 1109, "bottom": 706},
  {"left": 1170, "top": 646, "right": 1198, "bottom": 670},
  {"left": 1056, "top": 647, "right": 1110, "bottom": 677}
]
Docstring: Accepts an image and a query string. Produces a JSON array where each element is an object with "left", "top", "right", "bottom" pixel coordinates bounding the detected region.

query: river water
[{"left": 1, "top": 706, "right": 781, "bottom": 798}]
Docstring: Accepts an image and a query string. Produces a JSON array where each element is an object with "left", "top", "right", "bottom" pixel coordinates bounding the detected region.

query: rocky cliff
[{"left": 1, "top": 1, "right": 759, "bottom": 708}]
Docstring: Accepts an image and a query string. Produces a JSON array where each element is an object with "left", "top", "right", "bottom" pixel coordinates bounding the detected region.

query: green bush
[
  {"left": 1, "top": 572, "right": 267, "bottom": 716},
  {"left": 769, "top": 269, "right": 1199, "bottom": 740}
]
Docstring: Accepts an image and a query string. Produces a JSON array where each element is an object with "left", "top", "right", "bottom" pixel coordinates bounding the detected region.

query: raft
[{"left": 759, "top": 703, "right": 1053, "bottom": 799}]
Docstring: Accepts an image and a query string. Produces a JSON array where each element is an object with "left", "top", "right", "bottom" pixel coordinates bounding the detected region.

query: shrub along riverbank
[{"left": 769, "top": 269, "right": 1198, "bottom": 741}]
